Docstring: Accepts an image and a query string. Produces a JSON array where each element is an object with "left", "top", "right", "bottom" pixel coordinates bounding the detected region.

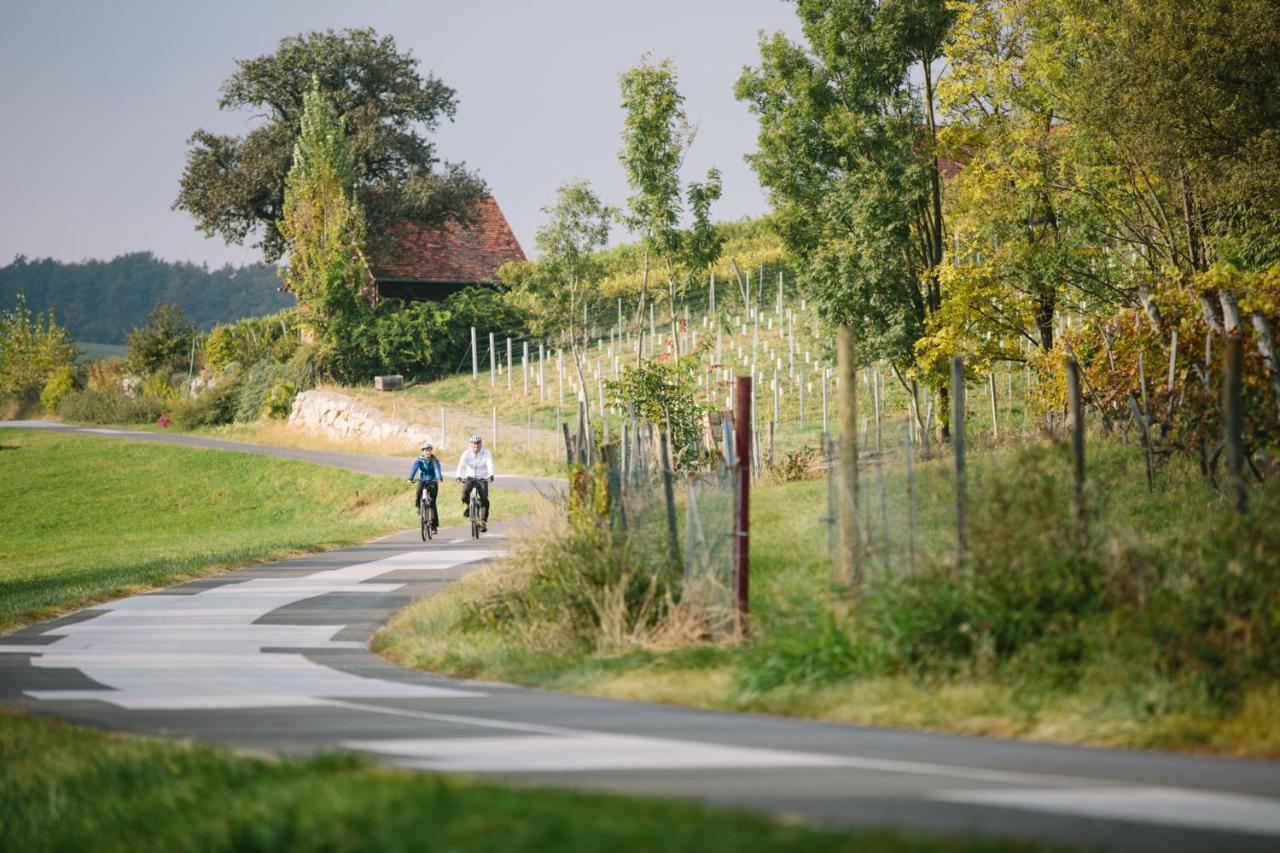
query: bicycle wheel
[
  {"left": 425, "top": 500, "right": 435, "bottom": 540},
  {"left": 470, "top": 497, "right": 481, "bottom": 539}
]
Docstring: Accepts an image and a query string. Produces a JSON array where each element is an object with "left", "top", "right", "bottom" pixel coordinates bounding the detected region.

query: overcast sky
[{"left": 0, "top": 0, "right": 801, "bottom": 267}]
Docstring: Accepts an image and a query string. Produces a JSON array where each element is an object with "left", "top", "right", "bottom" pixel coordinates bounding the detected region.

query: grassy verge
[
  {"left": 376, "top": 437, "right": 1280, "bottom": 757},
  {"left": 176, "top": 416, "right": 565, "bottom": 479},
  {"left": 0, "top": 710, "right": 1047, "bottom": 853},
  {"left": 0, "top": 429, "right": 443, "bottom": 633}
]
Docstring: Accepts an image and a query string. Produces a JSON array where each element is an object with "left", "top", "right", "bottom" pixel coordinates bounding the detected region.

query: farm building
[{"left": 363, "top": 195, "right": 525, "bottom": 303}]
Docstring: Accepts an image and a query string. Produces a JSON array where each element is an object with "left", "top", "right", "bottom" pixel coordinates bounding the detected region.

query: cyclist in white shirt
[{"left": 455, "top": 434, "right": 495, "bottom": 528}]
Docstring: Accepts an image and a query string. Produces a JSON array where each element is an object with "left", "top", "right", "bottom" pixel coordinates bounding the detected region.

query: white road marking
[
  {"left": 937, "top": 787, "right": 1280, "bottom": 837},
  {"left": 344, "top": 733, "right": 855, "bottom": 772},
  {"left": 4, "top": 548, "right": 499, "bottom": 710}
]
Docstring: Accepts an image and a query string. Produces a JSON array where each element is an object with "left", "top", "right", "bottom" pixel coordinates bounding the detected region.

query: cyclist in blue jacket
[{"left": 408, "top": 442, "right": 443, "bottom": 533}]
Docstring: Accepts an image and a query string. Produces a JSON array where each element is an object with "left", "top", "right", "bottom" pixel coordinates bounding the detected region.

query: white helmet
[{"left": 469, "top": 434, "right": 482, "bottom": 444}]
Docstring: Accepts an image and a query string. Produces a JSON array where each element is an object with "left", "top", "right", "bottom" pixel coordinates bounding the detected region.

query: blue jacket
[{"left": 409, "top": 455, "right": 443, "bottom": 483}]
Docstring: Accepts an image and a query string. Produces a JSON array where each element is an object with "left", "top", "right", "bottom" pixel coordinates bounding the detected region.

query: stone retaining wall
[{"left": 287, "top": 390, "right": 434, "bottom": 448}]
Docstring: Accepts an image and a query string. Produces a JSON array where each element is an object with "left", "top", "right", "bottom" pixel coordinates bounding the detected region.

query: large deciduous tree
[
  {"left": 736, "top": 0, "right": 954, "bottom": 432},
  {"left": 175, "top": 28, "right": 486, "bottom": 263},
  {"left": 920, "top": 0, "right": 1107, "bottom": 368}
]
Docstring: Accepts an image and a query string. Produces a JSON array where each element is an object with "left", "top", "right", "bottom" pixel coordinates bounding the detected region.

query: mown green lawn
[
  {"left": 0, "top": 709, "right": 1052, "bottom": 853},
  {"left": 0, "top": 429, "right": 422, "bottom": 633}
]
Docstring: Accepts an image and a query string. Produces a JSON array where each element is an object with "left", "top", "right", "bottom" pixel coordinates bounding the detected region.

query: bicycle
[
  {"left": 410, "top": 480, "right": 437, "bottom": 541},
  {"left": 459, "top": 476, "right": 489, "bottom": 539}
]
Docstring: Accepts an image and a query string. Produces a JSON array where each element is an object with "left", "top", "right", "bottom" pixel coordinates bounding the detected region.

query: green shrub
[
  {"left": 738, "top": 607, "right": 892, "bottom": 692},
  {"left": 169, "top": 377, "right": 240, "bottom": 429},
  {"left": 57, "top": 388, "right": 161, "bottom": 424},
  {"left": 40, "top": 366, "right": 77, "bottom": 412},
  {"left": 204, "top": 310, "right": 301, "bottom": 372},
  {"left": 233, "top": 360, "right": 295, "bottom": 421},
  {"left": 140, "top": 370, "right": 181, "bottom": 409},
  {"left": 463, "top": 508, "right": 686, "bottom": 653},
  {"left": 286, "top": 344, "right": 319, "bottom": 390},
  {"left": 317, "top": 289, "right": 529, "bottom": 385},
  {"left": 85, "top": 357, "right": 125, "bottom": 393},
  {"left": 0, "top": 291, "right": 76, "bottom": 403},
  {"left": 264, "top": 380, "right": 297, "bottom": 419},
  {"left": 1141, "top": 479, "right": 1280, "bottom": 702},
  {"left": 125, "top": 304, "right": 195, "bottom": 375}
]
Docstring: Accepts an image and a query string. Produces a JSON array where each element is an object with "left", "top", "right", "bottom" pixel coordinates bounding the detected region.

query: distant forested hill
[{"left": 0, "top": 253, "right": 296, "bottom": 343}]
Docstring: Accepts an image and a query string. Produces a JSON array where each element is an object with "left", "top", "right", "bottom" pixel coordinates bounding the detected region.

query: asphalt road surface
[{"left": 2, "top": 421, "right": 1279, "bottom": 851}]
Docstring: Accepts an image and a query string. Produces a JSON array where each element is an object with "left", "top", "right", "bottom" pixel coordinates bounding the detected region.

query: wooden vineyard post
[
  {"left": 837, "top": 327, "right": 861, "bottom": 586},
  {"left": 733, "top": 375, "right": 752, "bottom": 634},
  {"left": 1251, "top": 311, "right": 1280, "bottom": 420},
  {"left": 489, "top": 332, "right": 496, "bottom": 386},
  {"left": 988, "top": 372, "right": 999, "bottom": 441},
  {"left": 1066, "top": 357, "right": 1087, "bottom": 544},
  {"left": 658, "top": 429, "right": 681, "bottom": 568},
  {"left": 903, "top": 415, "right": 916, "bottom": 575},
  {"left": 1223, "top": 334, "right": 1248, "bottom": 514},
  {"left": 951, "top": 356, "right": 967, "bottom": 563},
  {"left": 470, "top": 327, "right": 478, "bottom": 380}
]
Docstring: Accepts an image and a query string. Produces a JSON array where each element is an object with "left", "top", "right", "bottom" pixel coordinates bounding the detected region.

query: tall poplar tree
[
  {"left": 278, "top": 79, "right": 367, "bottom": 339},
  {"left": 619, "top": 57, "right": 722, "bottom": 359}
]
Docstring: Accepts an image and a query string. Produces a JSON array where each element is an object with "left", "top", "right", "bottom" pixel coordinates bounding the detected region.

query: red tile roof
[{"left": 366, "top": 196, "right": 526, "bottom": 284}]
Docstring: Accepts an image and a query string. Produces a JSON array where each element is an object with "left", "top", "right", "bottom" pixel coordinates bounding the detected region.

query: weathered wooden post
[
  {"left": 733, "top": 375, "right": 752, "bottom": 633},
  {"left": 489, "top": 332, "right": 496, "bottom": 386},
  {"left": 951, "top": 356, "right": 967, "bottom": 562},
  {"left": 837, "top": 327, "right": 861, "bottom": 586},
  {"left": 1223, "top": 334, "right": 1248, "bottom": 514},
  {"left": 659, "top": 429, "right": 681, "bottom": 568},
  {"left": 523, "top": 341, "right": 529, "bottom": 396},
  {"left": 904, "top": 415, "right": 916, "bottom": 575},
  {"left": 1251, "top": 311, "right": 1280, "bottom": 420},
  {"left": 1066, "top": 357, "right": 1087, "bottom": 545}
]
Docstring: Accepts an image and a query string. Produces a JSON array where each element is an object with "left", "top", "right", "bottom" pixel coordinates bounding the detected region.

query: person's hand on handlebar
[
  {"left": 456, "top": 477, "right": 463, "bottom": 483},
  {"left": 488, "top": 475, "right": 495, "bottom": 483}
]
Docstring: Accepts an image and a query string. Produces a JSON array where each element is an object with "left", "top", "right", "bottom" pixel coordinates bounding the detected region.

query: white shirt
[{"left": 455, "top": 446, "right": 495, "bottom": 479}]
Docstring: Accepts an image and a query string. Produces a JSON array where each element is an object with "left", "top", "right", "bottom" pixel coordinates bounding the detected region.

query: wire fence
[{"left": 563, "top": 411, "right": 739, "bottom": 637}]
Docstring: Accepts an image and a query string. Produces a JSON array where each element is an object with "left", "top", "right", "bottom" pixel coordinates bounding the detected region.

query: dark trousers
[
  {"left": 461, "top": 478, "right": 489, "bottom": 522},
  {"left": 414, "top": 480, "right": 439, "bottom": 528}
]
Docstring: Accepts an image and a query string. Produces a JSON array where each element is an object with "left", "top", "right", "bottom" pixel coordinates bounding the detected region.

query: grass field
[
  {"left": 376, "top": 437, "right": 1280, "bottom": 757},
  {"left": 0, "top": 709, "right": 1050, "bottom": 853},
  {"left": 0, "top": 429, "right": 536, "bottom": 633}
]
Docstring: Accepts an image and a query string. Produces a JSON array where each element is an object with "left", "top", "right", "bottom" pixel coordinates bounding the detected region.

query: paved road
[
  {"left": 0, "top": 420, "right": 563, "bottom": 493},
  {"left": 2, "top": 422, "right": 1279, "bottom": 851}
]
